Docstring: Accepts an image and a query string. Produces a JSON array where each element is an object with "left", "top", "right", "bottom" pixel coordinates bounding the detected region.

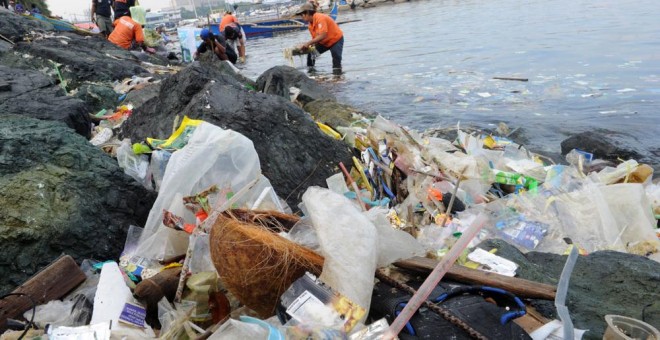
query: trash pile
[{"left": 1, "top": 78, "right": 659, "bottom": 340}]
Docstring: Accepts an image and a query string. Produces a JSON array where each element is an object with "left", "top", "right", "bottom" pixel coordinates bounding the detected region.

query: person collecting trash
[
  {"left": 193, "top": 28, "right": 237, "bottom": 64},
  {"left": 108, "top": 13, "right": 155, "bottom": 54},
  {"left": 295, "top": 2, "right": 344, "bottom": 74},
  {"left": 223, "top": 23, "right": 246, "bottom": 63}
]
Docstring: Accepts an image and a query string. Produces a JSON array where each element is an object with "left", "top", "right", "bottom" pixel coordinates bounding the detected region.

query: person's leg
[
  {"left": 308, "top": 43, "right": 328, "bottom": 67},
  {"left": 1, "top": 0, "right": 8, "bottom": 9},
  {"left": 329, "top": 37, "right": 344, "bottom": 72}
]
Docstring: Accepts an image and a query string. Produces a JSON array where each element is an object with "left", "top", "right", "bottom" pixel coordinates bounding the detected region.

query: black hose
[{"left": 0, "top": 293, "right": 36, "bottom": 340}]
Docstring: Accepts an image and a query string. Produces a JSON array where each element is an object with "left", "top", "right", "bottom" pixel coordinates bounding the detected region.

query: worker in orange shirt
[
  {"left": 108, "top": 13, "right": 155, "bottom": 53},
  {"left": 296, "top": 3, "right": 344, "bottom": 74},
  {"left": 220, "top": 11, "right": 246, "bottom": 63}
]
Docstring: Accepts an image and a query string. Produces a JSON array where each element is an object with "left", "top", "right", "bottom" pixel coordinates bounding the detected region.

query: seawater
[{"left": 239, "top": 0, "right": 659, "bottom": 159}]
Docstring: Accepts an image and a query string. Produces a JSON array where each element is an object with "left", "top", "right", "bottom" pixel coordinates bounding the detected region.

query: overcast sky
[{"left": 46, "top": 0, "right": 170, "bottom": 20}]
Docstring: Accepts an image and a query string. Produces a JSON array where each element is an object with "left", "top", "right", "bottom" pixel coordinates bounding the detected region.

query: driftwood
[
  {"left": 0, "top": 255, "right": 86, "bottom": 331},
  {"left": 394, "top": 256, "right": 556, "bottom": 300},
  {"left": 493, "top": 76, "right": 529, "bottom": 82}
]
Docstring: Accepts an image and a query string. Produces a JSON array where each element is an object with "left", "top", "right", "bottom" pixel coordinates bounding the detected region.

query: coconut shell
[{"left": 210, "top": 213, "right": 324, "bottom": 317}]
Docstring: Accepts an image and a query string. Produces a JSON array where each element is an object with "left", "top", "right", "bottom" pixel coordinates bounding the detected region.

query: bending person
[
  {"left": 194, "top": 28, "right": 237, "bottom": 64},
  {"left": 108, "top": 13, "right": 155, "bottom": 53},
  {"left": 223, "top": 23, "right": 246, "bottom": 63},
  {"left": 295, "top": 3, "right": 344, "bottom": 74}
]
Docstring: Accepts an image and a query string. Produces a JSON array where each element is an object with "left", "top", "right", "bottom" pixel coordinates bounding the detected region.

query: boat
[
  {"left": 30, "top": 13, "right": 98, "bottom": 36},
  {"left": 208, "top": 2, "right": 338, "bottom": 39}
]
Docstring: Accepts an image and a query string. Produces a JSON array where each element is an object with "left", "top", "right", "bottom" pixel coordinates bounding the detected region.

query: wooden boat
[{"left": 209, "top": 2, "right": 338, "bottom": 39}]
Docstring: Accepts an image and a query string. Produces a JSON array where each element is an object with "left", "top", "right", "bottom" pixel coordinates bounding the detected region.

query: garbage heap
[{"left": 1, "top": 65, "right": 659, "bottom": 340}]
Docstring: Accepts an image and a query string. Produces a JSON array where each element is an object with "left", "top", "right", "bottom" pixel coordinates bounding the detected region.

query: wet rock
[
  {"left": 122, "top": 83, "right": 162, "bottom": 112},
  {"left": 256, "top": 65, "right": 336, "bottom": 106},
  {"left": 73, "top": 84, "right": 119, "bottom": 113},
  {"left": 478, "top": 239, "right": 660, "bottom": 339},
  {"left": 8, "top": 33, "right": 149, "bottom": 90},
  {"left": 0, "top": 115, "right": 156, "bottom": 293},
  {"left": 303, "top": 99, "right": 372, "bottom": 128},
  {"left": 122, "top": 63, "right": 352, "bottom": 208},
  {"left": 0, "top": 11, "right": 54, "bottom": 42},
  {"left": 560, "top": 130, "right": 643, "bottom": 162},
  {"left": 0, "top": 65, "right": 92, "bottom": 137}
]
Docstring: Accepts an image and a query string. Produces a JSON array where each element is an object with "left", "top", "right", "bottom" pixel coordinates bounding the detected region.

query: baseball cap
[
  {"left": 295, "top": 3, "right": 315, "bottom": 15},
  {"left": 200, "top": 28, "right": 211, "bottom": 40}
]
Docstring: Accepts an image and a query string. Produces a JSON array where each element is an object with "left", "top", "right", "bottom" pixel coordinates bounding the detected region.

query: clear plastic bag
[
  {"left": 135, "top": 123, "right": 263, "bottom": 260},
  {"left": 302, "top": 187, "right": 378, "bottom": 316},
  {"left": 117, "top": 139, "right": 152, "bottom": 190}
]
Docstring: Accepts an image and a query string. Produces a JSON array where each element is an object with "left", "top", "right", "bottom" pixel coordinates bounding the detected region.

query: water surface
[{"left": 239, "top": 0, "right": 659, "bottom": 158}]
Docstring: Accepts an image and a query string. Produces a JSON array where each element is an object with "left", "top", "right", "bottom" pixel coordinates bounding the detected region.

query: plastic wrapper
[
  {"left": 285, "top": 217, "right": 321, "bottom": 252},
  {"left": 187, "top": 234, "right": 216, "bottom": 274},
  {"left": 157, "top": 298, "right": 195, "bottom": 339},
  {"left": 135, "top": 122, "right": 263, "bottom": 260},
  {"left": 26, "top": 299, "right": 75, "bottom": 328},
  {"left": 182, "top": 271, "right": 218, "bottom": 323},
  {"left": 326, "top": 173, "right": 349, "bottom": 195},
  {"left": 149, "top": 150, "right": 172, "bottom": 192},
  {"left": 117, "top": 139, "right": 152, "bottom": 190},
  {"left": 279, "top": 272, "right": 365, "bottom": 333},
  {"left": 349, "top": 318, "right": 390, "bottom": 340},
  {"left": 302, "top": 187, "right": 377, "bottom": 317},
  {"left": 364, "top": 207, "right": 425, "bottom": 267},
  {"left": 209, "top": 317, "right": 269, "bottom": 339}
]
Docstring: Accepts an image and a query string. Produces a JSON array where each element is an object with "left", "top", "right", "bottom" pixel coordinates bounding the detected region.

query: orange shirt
[
  {"left": 108, "top": 16, "right": 144, "bottom": 49},
  {"left": 308, "top": 12, "right": 343, "bottom": 47},
  {"left": 219, "top": 14, "right": 239, "bottom": 31}
]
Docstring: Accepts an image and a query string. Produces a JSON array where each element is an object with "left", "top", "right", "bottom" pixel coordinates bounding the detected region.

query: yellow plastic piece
[
  {"left": 147, "top": 116, "right": 203, "bottom": 150},
  {"left": 352, "top": 156, "right": 373, "bottom": 196},
  {"left": 316, "top": 121, "right": 342, "bottom": 140}
]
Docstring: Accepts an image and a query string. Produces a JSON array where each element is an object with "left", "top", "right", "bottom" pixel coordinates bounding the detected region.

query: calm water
[{"left": 239, "top": 0, "right": 659, "bottom": 159}]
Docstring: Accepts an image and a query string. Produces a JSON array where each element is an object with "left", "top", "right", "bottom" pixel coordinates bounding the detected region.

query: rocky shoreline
[{"left": 1, "top": 10, "right": 658, "bottom": 338}]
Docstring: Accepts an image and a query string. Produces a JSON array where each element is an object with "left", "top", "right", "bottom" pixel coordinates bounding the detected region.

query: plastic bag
[
  {"left": 135, "top": 122, "right": 263, "bottom": 260},
  {"left": 364, "top": 207, "right": 425, "bottom": 267},
  {"left": 302, "top": 187, "right": 377, "bottom": 317},
  {"left": 117, "top": 139, "right": 152, "bottom": 189},
  {"left": 209, "top": 318, "right": 269, "bottom": 339},
  {"left": 149, "top": 150, "right": 172, "bottom": 192}
]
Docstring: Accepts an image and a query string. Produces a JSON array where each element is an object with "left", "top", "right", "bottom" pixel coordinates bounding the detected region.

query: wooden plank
[
  {"left": 394, "top": 256, "right": 556, "bottom": 300},
  {"left": 0, "top": 255, "right": 86, "bottom": 331}
]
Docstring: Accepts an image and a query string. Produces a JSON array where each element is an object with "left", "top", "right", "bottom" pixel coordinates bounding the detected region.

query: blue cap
[{"left": 200, "top": 28, "right": 211, "bottom": 40}]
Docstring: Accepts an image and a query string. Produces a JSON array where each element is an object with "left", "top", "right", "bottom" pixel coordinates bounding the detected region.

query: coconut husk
[
  {"left": 221, "top": 209, "right": 301, "bottom": 232},
  {"left": 210, "top": 211, "right": 324, "bottom": 317}
]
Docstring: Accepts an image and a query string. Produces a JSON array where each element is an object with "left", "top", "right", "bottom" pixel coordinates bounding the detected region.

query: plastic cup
[{"left": 603, "top": 315, "right": 660, "bottom": 340}]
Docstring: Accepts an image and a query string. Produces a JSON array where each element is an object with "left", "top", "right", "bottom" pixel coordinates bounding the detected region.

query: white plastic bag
[
  {"left": 302, "top": 187, "right": 378, "bottom": 316},
  {"left": 364, "top": 207, "right": 425, "bottom": 267},
  {"left": 135, "top": 123, "right": 262, "bottom": 260}
]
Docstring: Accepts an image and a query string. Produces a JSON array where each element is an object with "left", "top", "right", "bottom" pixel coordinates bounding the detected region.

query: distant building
[
  {"left": 173, "top": 0, "right": 225, "bottom": 12},
  {"left": 146, "top": 8, "right": 183, "bottom": 28}
]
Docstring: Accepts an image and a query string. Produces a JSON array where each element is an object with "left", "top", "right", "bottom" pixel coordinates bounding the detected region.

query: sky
[{"left": 46, "top": 0, "right": 170, "bottom": 20}]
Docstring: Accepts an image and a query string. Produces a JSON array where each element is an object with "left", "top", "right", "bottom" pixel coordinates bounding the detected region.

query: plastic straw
[
  {"left": 384, "top": 213, "right": 488, "bottom": 339},
  {"left": 339, "top": 161, "right": 367, "bottom": 211}
]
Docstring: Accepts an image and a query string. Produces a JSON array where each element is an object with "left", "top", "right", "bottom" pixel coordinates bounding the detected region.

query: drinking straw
[{"left": 339, "top": 161, "right": 367, "bottom": 211}]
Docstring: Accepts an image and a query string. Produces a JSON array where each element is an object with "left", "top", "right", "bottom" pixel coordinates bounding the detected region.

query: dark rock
[
  {"left": 0, "top": 11, "right": 54, "bottom": 42},
  {"left": 4, "top": 33, "right": 149, "bottom": 90},
  {"left": 560, "top": 130, "right": 643, "bottom": 162},
  {"left": 73, "top": 84, "right": 119, "bottom": 113},
  {"left": 0, "top": 115, "right": 156, "bottom": 293},
  {"left": 478, "top": 239, "right": 660, "bottom": 339},
  {"left": 0, "top": 65, "right": 92, "bottom": 137},
  {"left": 303, "top": 99, "right": 372, "bottom": 128},
  {"left": 256, "top": 65, "right": 336, "bottom": 106},
  {"left": 122, "top": 83, "right": 162, "bottom": 112},
  {"left": 122, "top": 63, "right": 352, "bottom": 208}
]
